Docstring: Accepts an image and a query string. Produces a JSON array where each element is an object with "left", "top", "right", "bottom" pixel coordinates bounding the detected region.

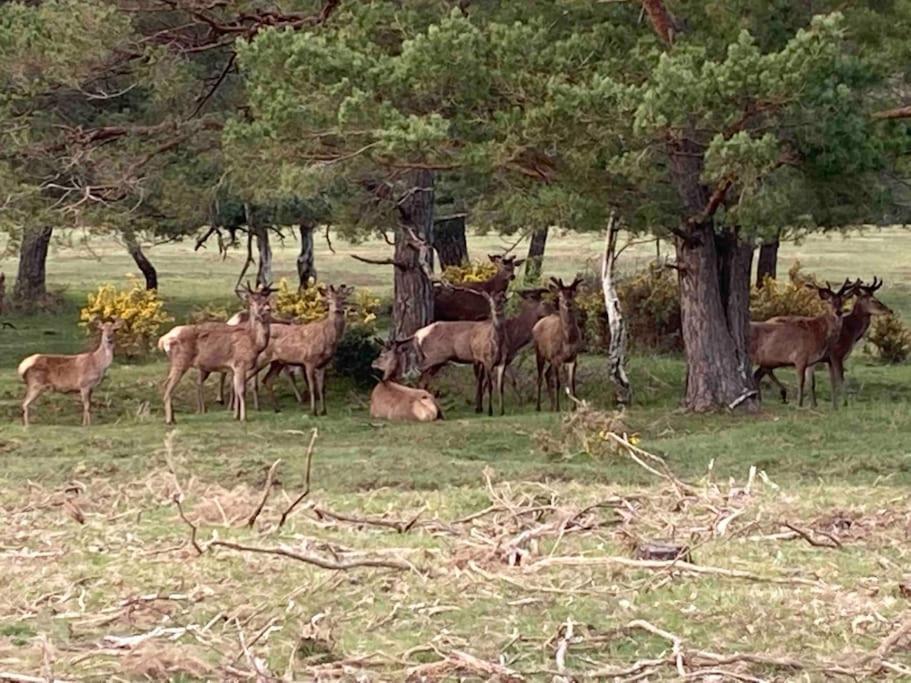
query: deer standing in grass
[
  {"left": 19, "top": 319, "right": 124, "bottom": 426},
  {"left": 369, "top": 338, "right": 443, "bottom": 422},
  {"left": 433, "top": 254, "right": 523, "bottom": 321},
  {"left": 750, "top": 279, "right": 852, "bottom": 408},
  {"left": 762, "top": 277, "right": 892, "bottom": 406},
  {"left": 159, "top": 283, "right": 273, "bottom": 424},
  {"left": 414, "top": 288, "right": 508, "bottom": 416},
  {"left": 470, "top": 287, "right": 554, "bottom": 412},
  {"left": 259, "top": 284, "right": 353, "bottom": 416},
  {"left": 533, "top": 277, "right": 583, "bottom": 412}
]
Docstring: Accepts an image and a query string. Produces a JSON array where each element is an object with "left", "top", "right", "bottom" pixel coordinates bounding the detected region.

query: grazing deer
[
  {"left": 750, "top": 279, "right": 852, "bottom": 408},
  {"left": 414, "top": 288, "right": 508, "bottom": 415},
  {"left": 533, "top": 277, "right": 584, "bottom": 411},
  {"left": 764, "top": 277, "right": 892, "bottom": 405},
  {"left": 160, "top": 283, "right": 274, "bottom": 424},
  {"left": 471, "top": 287, "right": 554, "bottom": 412},
  {"left": 19, "top": 318, "right": 124, "bottom": 426},
  {"left": 369, "top": 338, "right": 443, "bottom": 422},
  {"left": 260, "top": 284, "right": 353, "bottom": 416},
  {"left": 433, "top": 254, "right": 523, "bottom": 321}
]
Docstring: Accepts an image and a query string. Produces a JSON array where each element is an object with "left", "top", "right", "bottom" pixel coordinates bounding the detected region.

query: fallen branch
[
  {"left": 781, "top": 521, "right": 842, "bottom": 549},
  {"left": 313, "top": 504, "right": 425, "bottom": 533},
  {"left": 208, "top": 540, "right": 412, "bottom": 572},
  {"left": 173, "top": 495, "right": 203, "bottom": 555},
  {"left": 278, "top": 428, "right": 318, "bottom": 528},
  {"left": 526, "top": 554, "right": 820, "bottom": 586},
  {"left": 246, "top": 459, "right": 281, "bottom": 528}
]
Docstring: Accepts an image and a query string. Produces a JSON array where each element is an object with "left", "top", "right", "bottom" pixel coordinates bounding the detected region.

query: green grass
[{"left": 0, "top": 228, "right": 910, "bottom": 679}]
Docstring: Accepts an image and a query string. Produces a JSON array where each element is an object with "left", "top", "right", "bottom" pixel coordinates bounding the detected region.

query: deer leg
[
  {"left": 796, "top": 363, "right": 806, "bottom": 408},
  {"left": 829, "top": 359, "right": 841, "bottom": 409},
  {"left": 473, "top": 364, "right": 485, "bottom": 413},
  {"left": 316, "top": 367, "right": 327, "bottom": 416},
  {"left": 285, "top": 366, "right": 304, "bottom": 404},
  {"left": 305, "top": 365, "right": 318, "bottom": 416},
  {"left": 261, "top": 362, "right": 282, "bottom": 412},
  {"left": 535, "top": 352, "right": 546, "bottom": 412},
  {"left": 196, "top": 370, "right": 210, "bottom": 413},
  {"left": 217, "top": 372, "right": 226, "bottom": 405},
  {"left": 162, "top": 366, "right": 188, "bottom": 425},
  {"left": 232, "top": 367, "right": 247, "bottom": 421},
  {"left": 567, "top": 360, "right": 578, "bottom": 407},
  {"left": 553, "top": 364, "right": 562, "bottom": 412},
  {"left": 80, "top": 387, "right": 93, "bottom": 426},
  {"left": 496, "top": 364, "right": 506, "bottom": 416},
  {"left": 807, "top": 365, "right": 818, "bottom": 408},
  {"left": 251, "top": 371, "right": 260, "bottom": 411},
  {"left": 22, "top": 384, "right": 45, "bottom": 427}
]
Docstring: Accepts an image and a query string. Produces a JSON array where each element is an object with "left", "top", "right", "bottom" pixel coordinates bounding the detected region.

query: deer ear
[{"left": 111, "top": 318, "right": 126, "bottom": 331}]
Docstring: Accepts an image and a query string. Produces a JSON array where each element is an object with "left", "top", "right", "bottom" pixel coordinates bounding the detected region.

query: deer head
[
  {"left": 805, "top": 279, "right": 852, "bottom": 318},
  {"left": 237, "top": 282, "right": 274, "bottom": 323},
  {"left": 320, "top": 283, "right": 354, "bottom": 314},
  {"left": 488, "top": 254, "right": 525, "bottom": 282},
  {"left": 372, "top": 336, "right": 414, "bottom": 381},
  {"left": 851, "top": 277, "right": 892, "bottom": 316},
  {"left": 548, "top": 276, "right": 584, "bottom": 314}
]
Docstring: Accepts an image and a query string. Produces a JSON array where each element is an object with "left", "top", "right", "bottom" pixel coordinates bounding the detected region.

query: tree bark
[
  {"left": 245, "top": 203, "right": 273, "bottom": 287},
  {"left": 433, "top": 214, "right": 469, "bottom": 268},
  {"left": 755, "top": 234, "right": 779, "bottom": 288},
  {"left": 602, "top": 214, "right": 631, "bottom": 406},
  {"left": 393, "top": 169, "right": 435, "bottom": 339},
  {"left": 669, "top": 139, "right": 757, "bottom": 412},
  {"left": 125, "top": 232, "right": 158, "bottom": 290},
  {"left": 525, "top": 225, "right": 549, "bottom": 282},
  {"left": 717, "top": 227, "right": 756, "bottom": 398},
  {"left": 297, "top": 222, "right": 317, "bottom": 287},
  {"left": 13, "top": 225, "right": 53, "bottom": 309}
]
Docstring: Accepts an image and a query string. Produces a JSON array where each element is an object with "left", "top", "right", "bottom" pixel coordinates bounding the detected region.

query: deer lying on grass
[
  {"left": 369, "top": 338, "right": 443, "bottom": 422},
  {"left": 762, "top": 277, "right": 892, "bottom": 406},
  {"left": 750, "top": 279, "right": 852, "bottom": 408},
  {"left": 159, "top": 283, "right": 274, "bottom": 424},
  {"left": 259, "top": 284, "right": 353, "bottom": 416},
  {"left": 470, "top": 287, "right": 554, "bottom": 412},
  {"left": 433, "top": 254, "right": 523, "bottom": 321},
  {"left": 414, "top": 288, "right": 508, "bottom": 416},
  {"left": 19, "top": 318, "right": 124, "bottom": 426},
  {"left": 533, "top": 277, "right": 583, "bottom": 411}
]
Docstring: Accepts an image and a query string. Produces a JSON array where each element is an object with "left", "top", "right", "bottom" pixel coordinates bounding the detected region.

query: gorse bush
[
  {"left": 186, "top": 303, "right": 231, "bottom": 323},
  {"left": 80, "top": 278, "right": 172, "bottom": 357},
  {"left": 865, "top": 314, "right": 911, "bottom": 364},
  {"left": 273, "top": 278, "right": 379, "bottom": 329},
  {"left": 441, "top": 260, "right": 498, "bottom": 284},
  {"left": 750, "top": 261, "right": 825, "bottom": 321}
]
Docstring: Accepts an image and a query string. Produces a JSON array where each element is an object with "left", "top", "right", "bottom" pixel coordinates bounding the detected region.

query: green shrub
[
  {"left": 865, "top": 314, "right": 911, "bottom": 364},
  {"left": 332, "top": 326, "right": 382, "bottom": 387},
  {"left": 79, "top": 278, "right": 172, "bottom": 357}
]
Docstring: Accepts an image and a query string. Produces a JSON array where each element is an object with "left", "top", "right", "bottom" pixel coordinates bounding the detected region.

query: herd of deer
[{"left": 14, "top": 256, "right": 893, "bottom": 426}]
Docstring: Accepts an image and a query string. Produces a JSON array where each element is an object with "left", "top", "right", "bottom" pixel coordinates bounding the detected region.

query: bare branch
[
  {"left": 246, "top": 459, "right": 281, "bottom": 528},
  {"left": 277, "top": 428, "right": 318, "bottom": 528}
]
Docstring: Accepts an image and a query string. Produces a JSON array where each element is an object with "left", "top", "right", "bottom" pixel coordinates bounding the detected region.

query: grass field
[{"left": 1, "top": 228, "right": 910, "bottom": 680}]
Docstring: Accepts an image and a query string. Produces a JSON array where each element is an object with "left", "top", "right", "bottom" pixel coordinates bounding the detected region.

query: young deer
[
  {"left": 750, "top": 279, "right": 852, "bottom": 408},
  {"left": 433, "top": 254, "right": 523, "bottom": 321},
  {"left": 19, "top": 318, "right": 124, "bottom": 426},
  {"left": 160, "top": 283, "right": 274, "bottom": 424},
  {"left": 533, "top": 277, "right": 583, "bottom": 411},
  {"left": 764, "top": 277, "right": 892, "bottom": 405},
  {"left": 260, "top": 284, "right": 353, "bottom": 416},
  {"left": 414, "top": 288, "right": 508, "bottom": 415},
  {"left": 369, "top": 338, "right": 443, "bottom": 422},
  {"left": 471, "top": 287, "right": 554, "bottom": 412}
]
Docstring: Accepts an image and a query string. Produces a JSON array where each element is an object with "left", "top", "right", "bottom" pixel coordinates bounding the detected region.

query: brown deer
[
  {"left": 414, "top": 288, "right": 508, "bottom": 415},
  {"left": 369, "top": 338, "right": 443, "bottom": 422},
  {"left": 19, "top": 318, "right": 124, "bottom": 426},
  {"left": 471, "top": 287, "right": 554, "bottom": 412},
  {"left": 433, "top": 254, "right": 523, "bottom": 321},
  {"left": 533, "top": 277, "right": 584, "bottom": 411},
  {"left": 160, "top": 283, "right": 274, "bottom": 424},
  {"left": 763, "top": 277, "right": 892, "bottom": 405},
  {"left": 750, "top": 279, "right": 852, "bottom": 408},
  {"left": 259, "top": 284, "right": 353, "bottom": 416}
]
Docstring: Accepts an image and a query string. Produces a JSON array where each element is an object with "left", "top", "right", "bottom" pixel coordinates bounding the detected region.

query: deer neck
[
  {"left": 327, "top": 307, "right": 347, "bottom": 342},
  {"left": 507, "top": 303, "right": 544, "bottom": 351},
  {"left": 559, "top": 301, "right": 579, "bottom": 345},
  {"left": 248, "top": 312, "right": 271, "bottom": 351},
  {"left": 93, "top": 336, "right": 114, "bottom": 368},
  {"left": 823, "top": 307, "right": 843, "bottom": 349},
  {"left": 843, "top": 300, "right": 871, "bottom": 343}
]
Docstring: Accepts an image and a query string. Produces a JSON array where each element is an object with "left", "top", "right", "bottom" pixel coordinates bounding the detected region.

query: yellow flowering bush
[
  {"left": 273, "top": 278, "right": 379, "bottom": 330},
  {"left": 865, "top": 314, "right": 911, "bottom": 364},
  {"left": 80, "top": 278, "right": 173, "bottom": 357},
  {"left": 186, "top": 303, "right": 231, "bottom": 323},
  {"left": 441, "top": 260, "right": 498, "bottom": 284},
  {"left": 750, "top": 261, "right": 825, "bottom": 320}
]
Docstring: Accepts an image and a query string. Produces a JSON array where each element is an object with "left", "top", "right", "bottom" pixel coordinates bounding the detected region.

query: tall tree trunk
[
  {"left": 393, "top": 169, "right": 435, "bottom": 339},
  {"left": 602, "top": 214, "right": 631, "bottom": 406},
  {"left": 124, "top": 232, "right": 158, "bottom": 290},
  {"left": 297, "top": 222, "right": 316, "bottom": 287},
  {"left": 433, "top": 214, "right": 469, "bottom": 268},
  {"left": 245, "top": 203, "right": 273, "bottom": 287},
  {"left": 755, "top": 234, "right": 779, "bottom": 288},
  {"left": 13, "top": 225, "right": 53, "bottom": 309},
  {"left": 669, "top": 139, "right": 757, "bottom": 413},
  {"left": 525, "top": 225, "right": 549, "bottom": 282},
  {"left": 717, "top": 227, "right": 756, "bottom": 400}
]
